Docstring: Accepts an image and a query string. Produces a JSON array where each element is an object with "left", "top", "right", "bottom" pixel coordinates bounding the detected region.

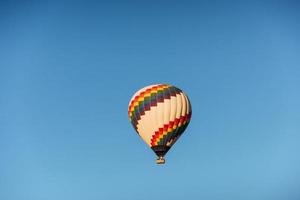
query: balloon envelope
[{"left": 128, "top": 84, "right": 192, "bottom": 163}]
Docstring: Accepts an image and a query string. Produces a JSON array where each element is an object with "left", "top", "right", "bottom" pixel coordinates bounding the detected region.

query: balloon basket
[{"left": 156, "top": 157, "right": 165, "bottom": 164}]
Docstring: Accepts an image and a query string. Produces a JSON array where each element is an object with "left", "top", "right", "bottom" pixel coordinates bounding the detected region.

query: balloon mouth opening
[
  {"left": 151, "top": 145, "right": 170, "bottom": 157},
  {"left": 156, "top": 157, "right": 165, "bottom": 164}
]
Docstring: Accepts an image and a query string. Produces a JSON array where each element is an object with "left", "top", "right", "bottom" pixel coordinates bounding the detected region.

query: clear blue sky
[{"left": 1, "top": 1, "right": 300, "bottom": 200}]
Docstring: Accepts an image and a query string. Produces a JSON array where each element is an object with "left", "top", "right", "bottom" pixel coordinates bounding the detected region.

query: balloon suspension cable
[{"left": 156, "top": 156, "right": 165, "bottom": 164}]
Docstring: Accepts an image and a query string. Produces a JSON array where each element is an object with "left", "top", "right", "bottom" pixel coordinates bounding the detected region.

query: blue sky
[{"left": 0, "top": 1, "right": 300, "bottom": 200}]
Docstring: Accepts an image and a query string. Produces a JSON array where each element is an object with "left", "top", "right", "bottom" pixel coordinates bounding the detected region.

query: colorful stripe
[
  {"left": 150, "top": 112, "right": 192, "bottom": 147},
  {"left": 128, "top": 85, "right": 182, "bottom": 130},
  {"left": 128, "top": 84, "right": 168, "bottom": 117}
]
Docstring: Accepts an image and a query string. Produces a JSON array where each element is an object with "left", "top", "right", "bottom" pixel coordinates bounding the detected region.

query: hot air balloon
[{"left": 128, "top": 84, "right": 192, "bottom": 164}]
